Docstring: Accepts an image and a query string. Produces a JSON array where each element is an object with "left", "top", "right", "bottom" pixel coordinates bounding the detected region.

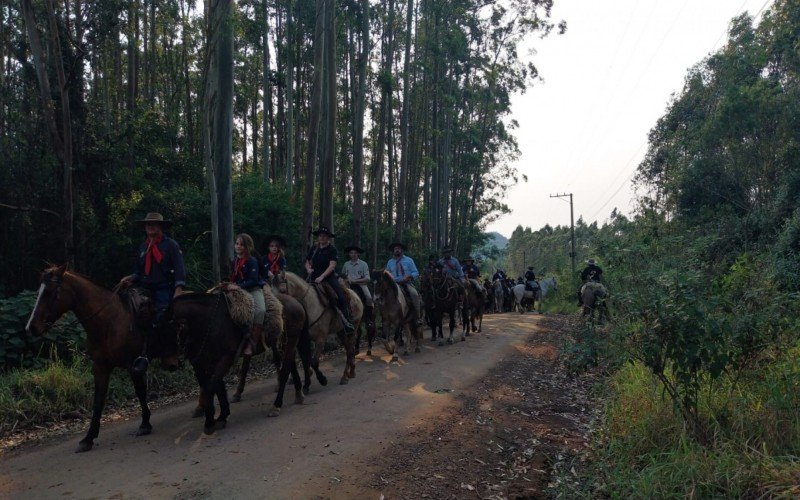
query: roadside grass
[
  {"left": 0, "top": 355, "right": 198, "bottom": 435},
  {"left": 592, "top": 352, "right": 800, "bottom": 498}
]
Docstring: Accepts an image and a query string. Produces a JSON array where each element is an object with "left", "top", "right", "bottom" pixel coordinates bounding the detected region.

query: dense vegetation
[{"left": 507, "top": 1, "right": 800, "bottom": 495}]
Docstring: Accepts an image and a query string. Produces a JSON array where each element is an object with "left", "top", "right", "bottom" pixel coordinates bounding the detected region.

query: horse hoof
[
  {"left": 231, "top": 393, "right": 242, "bottom": 403},
  {"left": 340, "top": 377, "right": 349, "bottom": 385},
  {"left": 447, "top": 338, "right": 453, "bottom": 345},
  {"left": 295, "top": 393, "right": 304, "bottom": 405},
  {"left": 391, "top": 354, "right": 399, "bottom": 362},
  {"left": 318, "top": 376, "right": 328, "bottom": 387},
  {"left": 303, "top": 386, "right": 310, "bottom": 396},
  {"left": 461, "top": 336, "right": 466, "bottom": 342},
  {"left": 366, "top": 349, "right": 372, "bottom": 356},
  {"left": 438, "top": 341, "right": 444, "bottom": 346},
  {"left": 75, "top": 440, "right": 93, "bottom": 453},
  {"left": 267, "top": 406, "right": 281, "bottom": 418},
  {"left": 136, "top": 424, "right": 152, "bottom": 436},
  {"left": 415, "top": 347, "right": 421, "bottom": 353},
  {"left": 465, "top": 332, "right": 471, "bottom": 336},
  {"left": 191, "top": 407, "right": 204, "bottom": 418},
  {"left": 203, "top": 426, "right": 215, "bottom": 436}
]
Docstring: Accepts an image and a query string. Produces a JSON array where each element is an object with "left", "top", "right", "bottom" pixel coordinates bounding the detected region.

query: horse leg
[
  {"left": 208, "top": 354, "right": 235, "bottom": 431},
  {"left": 290, "top": 360, "right": 304, "bottom": 405},
  {"left": 215, "top": 378, "right": 230, "bottom": 430},
  {"left": 76, "top": 363, "right": 111, "bottom": 453},
  {"left": 312, "top": 340, "right": 328, "bottom": 387},
  {"left": 447, "top": 314, "right": 455, "bottom": 344},
  {"left": 195, "top": 369, "right": 216, "bottom": 435},
  {"left": 269, "top": 356, "right": 292, "bottom": 417},
  {"left": 130, "top": 369, "right": 152, "bottom": 436},
  {"left": 341, "top": 331, "right": 356, "bottom": 384},
  {"left": 231, "top": 354, "right": 252, "bottom": 403}
]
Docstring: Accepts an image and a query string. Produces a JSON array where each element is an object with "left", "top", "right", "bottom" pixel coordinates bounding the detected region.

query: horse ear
[{"left": 55, "top": 263, "right": 67, "bottom": 276}]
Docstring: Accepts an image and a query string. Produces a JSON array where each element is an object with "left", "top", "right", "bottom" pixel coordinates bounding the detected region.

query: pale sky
[{"left": 487, "top": 0, "right": 773, "bottom": 237}]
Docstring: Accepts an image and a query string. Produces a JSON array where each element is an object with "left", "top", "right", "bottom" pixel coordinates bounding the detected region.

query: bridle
[{"left": 33, "top": 273, "right": 122, "bottom": 334}]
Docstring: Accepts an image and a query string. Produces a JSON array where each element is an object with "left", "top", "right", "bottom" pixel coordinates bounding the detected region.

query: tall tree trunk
[
  {"left": 320, "top": 0, "right": 335, "bottom": 230},
  {"left": 21, "top": 0, "right": 74, "bottom": 264},
  {"left": 396, "top": 0, "right": 413, "bottom": 240},
  {"left": 352, "top": 0, "right": 369, "bottom": 248},
  {"left": 301, "top": 0, "right": 325, "bottom": 251},
  {"left": 284, "top": 0, "right": 294, "bottom": 188},
  {"left": 262, "top": 0, "right": 271, "bottom": 182},
  {"left": 204, "top": 0, "right": 235, "bottom": 281},
  {"left": 180, "top": 0, "right": 194, "bottom": 154}
]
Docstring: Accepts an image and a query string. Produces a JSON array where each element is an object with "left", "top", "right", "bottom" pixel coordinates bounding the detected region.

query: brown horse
[
  {"left": 426, "top": 268, "right": 464, "bottom": 345},
  {"left": 230, "top": 291, "right": 311, "bottom": 417},
  {"left": 167, "top": 292, "right": 249, "bottom": 434},
  {"left": 581, "top": 282, "right": 610, "bottom": 325},
  {"left": 464, "top": 279, "right": 485, "bottom": 333},
  {"left": 25, "top": 265, "right": 178, "bottom": 452},
  {"left": 273, "top": 271, "right": 363, "bottom": 389},
  {"left": 373, "top": 271, "right": 422, "bottom": 361}
]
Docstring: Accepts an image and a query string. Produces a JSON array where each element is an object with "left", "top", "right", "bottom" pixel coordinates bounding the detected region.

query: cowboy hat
[
  {"left": 312, "top": 226, "right": 336, "bottom": 237},
  {"left": 137, "top": 212, "right": 172, "bottom": 227},
  {"left": 387, "top": 242, "right": 407, "bottom": 252},
  {"left": 527, "top": 266, "right": 534, "bottom": 270},
  {"left": 266, "top": 235, "right": 287, "bottom": 248},
  {"left": 586, "top": 258, "right": 597, "bottom": 265},
  {"left": 462, "top": 256, "right": 475, "bottom": 262},
  {"left": 344, "top": 244, "right": 364, "bottom": 254},
  {"left": 441, "top": 246, "right": 453, "bottom": 254}
]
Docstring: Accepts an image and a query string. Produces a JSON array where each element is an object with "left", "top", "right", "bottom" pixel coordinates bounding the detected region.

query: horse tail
[{"left": 297, "top": 318, "right": 312, "bottom": 368}]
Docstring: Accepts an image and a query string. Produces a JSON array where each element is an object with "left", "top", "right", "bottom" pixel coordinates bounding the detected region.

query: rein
[{"left": 40, "top": 276, "right": 123, "bottom": 333}]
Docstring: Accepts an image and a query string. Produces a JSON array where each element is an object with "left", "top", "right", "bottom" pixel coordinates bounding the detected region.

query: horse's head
[
  {"left": 26, "top": 264, "right": 71, "bottom": 338},
  {"left": 271, "top": 270, "right": 289, "bottom": 294},
  {"left": 371, "top": 270, "right": 395, "bottom": 306}
]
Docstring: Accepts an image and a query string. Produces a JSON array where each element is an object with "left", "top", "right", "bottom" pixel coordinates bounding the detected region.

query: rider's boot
[
  {"left": 336, "top": 306, "right": 355, "bottom": 333},
  {"left": 243, "top": 324, "right": 264, "bottom": 356}
]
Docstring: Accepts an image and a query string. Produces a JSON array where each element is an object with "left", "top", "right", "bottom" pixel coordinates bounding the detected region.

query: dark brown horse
[
  {"left": 373, "top": 271, "right": 422, "bottom": 361},
  {"left": 25, "top": 265, "right": 178, "bottom": 452},
  {"left": 464, "top": 279, "right": 485, "bottom": 333},
  {"left": 426, "top": 268, "right": 464, "bottom": 345},
  {"left": 230, "top": 292, "right": 311, "bottom": 417},
  {"left": 168, "top": 292, "right": 246, "bottom": 434}
]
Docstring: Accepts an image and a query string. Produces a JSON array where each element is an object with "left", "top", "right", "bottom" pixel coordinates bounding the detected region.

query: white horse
[
  {"left": 512, "top": 283, "right": 541, "bottom": 313},
  {"left": 492, "top": 279, "right": 505, "bottom": 313},
  {"left": 538, "top": 277, "right": 557, "bottom": 299}
]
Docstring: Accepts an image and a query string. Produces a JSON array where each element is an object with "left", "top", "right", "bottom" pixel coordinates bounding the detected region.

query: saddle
[
  {"left": 311, "top": 281, "right": 351, "bottom": 309},
  {"left": 207, "top": 285, "right": 255, "bottom": 328},
  {"left": 525, "top": 280, "right": 540, "bottom": 292},
  {"left": 121, "top": 287, "right": 153, "bottom": 329}
]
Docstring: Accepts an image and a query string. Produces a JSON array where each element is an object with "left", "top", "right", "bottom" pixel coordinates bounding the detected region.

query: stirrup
[{"left": 133, "top": 356, "right": 149, "bottom": 374}]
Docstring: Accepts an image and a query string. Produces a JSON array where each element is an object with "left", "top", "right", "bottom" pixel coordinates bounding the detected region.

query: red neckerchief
[
  {"left": 231, "top": 256, "right": 248, "bottom": 282},
  {"left": 445, "top": 259, "right": 456, "bottom": 270},
  {"left": 144, "top": 235, "right": 164, "bottom": 275},
  {"left": 267, "top": 253, "right": 282, "bottom": 274}
]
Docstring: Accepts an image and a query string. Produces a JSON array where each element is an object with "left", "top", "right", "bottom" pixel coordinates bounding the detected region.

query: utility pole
[{"left": 550, "top": 193, "right": 576, "bottom": 276}]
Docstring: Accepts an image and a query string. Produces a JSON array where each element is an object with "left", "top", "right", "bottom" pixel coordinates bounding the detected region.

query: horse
[
  {"left": 464, "top": 279, "right": 485, "bottom": 333},
  {"left": 538, "top": 277, "right": 558, "bottom": 300},
  {"left": 229, "top": 289, "right": 311, "bottom": 417},
  {"left": 25, "top": 264, "right": 179, "bottom": 452},
  {"left": 426, "top": 268, "right": 464, "bottom": 345},
  {"left": 273, "top": 271, "right": 363, "bottom": 388},
  {"left": 166, "top": 292, "right": 249, "bottom": 434},
  {"left": 581, "top": 281, "right": 610, "bottom": 325},
  {"left": 373, "top": 271, "right": 422, "bottom": 361},
  {"left": 512, "top": 283, "right": 541, "bottom": 314},
  {"left": 492, "top": 279, "right": 506, "bottom": 313}
]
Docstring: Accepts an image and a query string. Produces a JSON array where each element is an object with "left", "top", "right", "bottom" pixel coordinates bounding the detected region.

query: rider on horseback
[
  {"left": 577, "top": 258, "right": 604, "bottom": 306},
  {"left": 524, "top": 266, "right": 538, "bottom": 292},
  {"left": 228, "top": 233, "right": 267, "bottom": 356},
  {"left": 385, "top": 242, "right": 424, "bottom": 324},
  {"left": 462, "top": 256, "right": 480, "bottom": 280},
  {"left": 342, "top": 245, "right": 375, "bottom": 330},
  {"left": 305, "top": 226, "right": 355, "bottom": 333},
  {"left": 119, "top": 212, "right": 186, "bottom": 373},
  {"left": 438, "top": 246, "right": 466, "bottom": 305},
  {"left": 261, "top": 235, "right": 287, "bottom": 279}
]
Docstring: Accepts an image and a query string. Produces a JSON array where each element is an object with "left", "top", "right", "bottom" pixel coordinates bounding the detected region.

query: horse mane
[{"left": 283, "top": 271, "right": 309, "bottom": 292}]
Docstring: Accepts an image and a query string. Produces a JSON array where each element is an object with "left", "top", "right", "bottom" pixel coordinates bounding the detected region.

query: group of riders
[{"left": 120, "top": 211, "right": 605, "bottom": 371}]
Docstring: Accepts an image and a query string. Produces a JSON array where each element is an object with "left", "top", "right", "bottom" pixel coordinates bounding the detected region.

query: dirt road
[{"left": 0, "top": 314, "right": 596, "bottom": 499}]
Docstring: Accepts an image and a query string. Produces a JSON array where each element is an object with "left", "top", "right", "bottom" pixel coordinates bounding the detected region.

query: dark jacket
[
  {"left": 524, "top": 269, "right": 536, "bottom": 281},
  {"left": 230, "top": 256, "right": 262, "bottom": 290},
  {"left": 463, "top": 264, "right": 480, "bottom": 279},
  {"left": 581, "top": 264, "right": 603, "bottom": 282},
  {"left": 261, "top": 253, "right": 287, "bottom": 278},
  {"left": 132, "top": 236, "right": 186, "bottom": 289}
]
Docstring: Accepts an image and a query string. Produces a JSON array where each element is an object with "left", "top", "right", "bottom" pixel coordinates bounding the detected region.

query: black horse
[
  {"left": 168, "top": 292, "right": 244, "bottom": 435},
  {"left": 425, "top": 268, "right": 464, "bottom": 345}
]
